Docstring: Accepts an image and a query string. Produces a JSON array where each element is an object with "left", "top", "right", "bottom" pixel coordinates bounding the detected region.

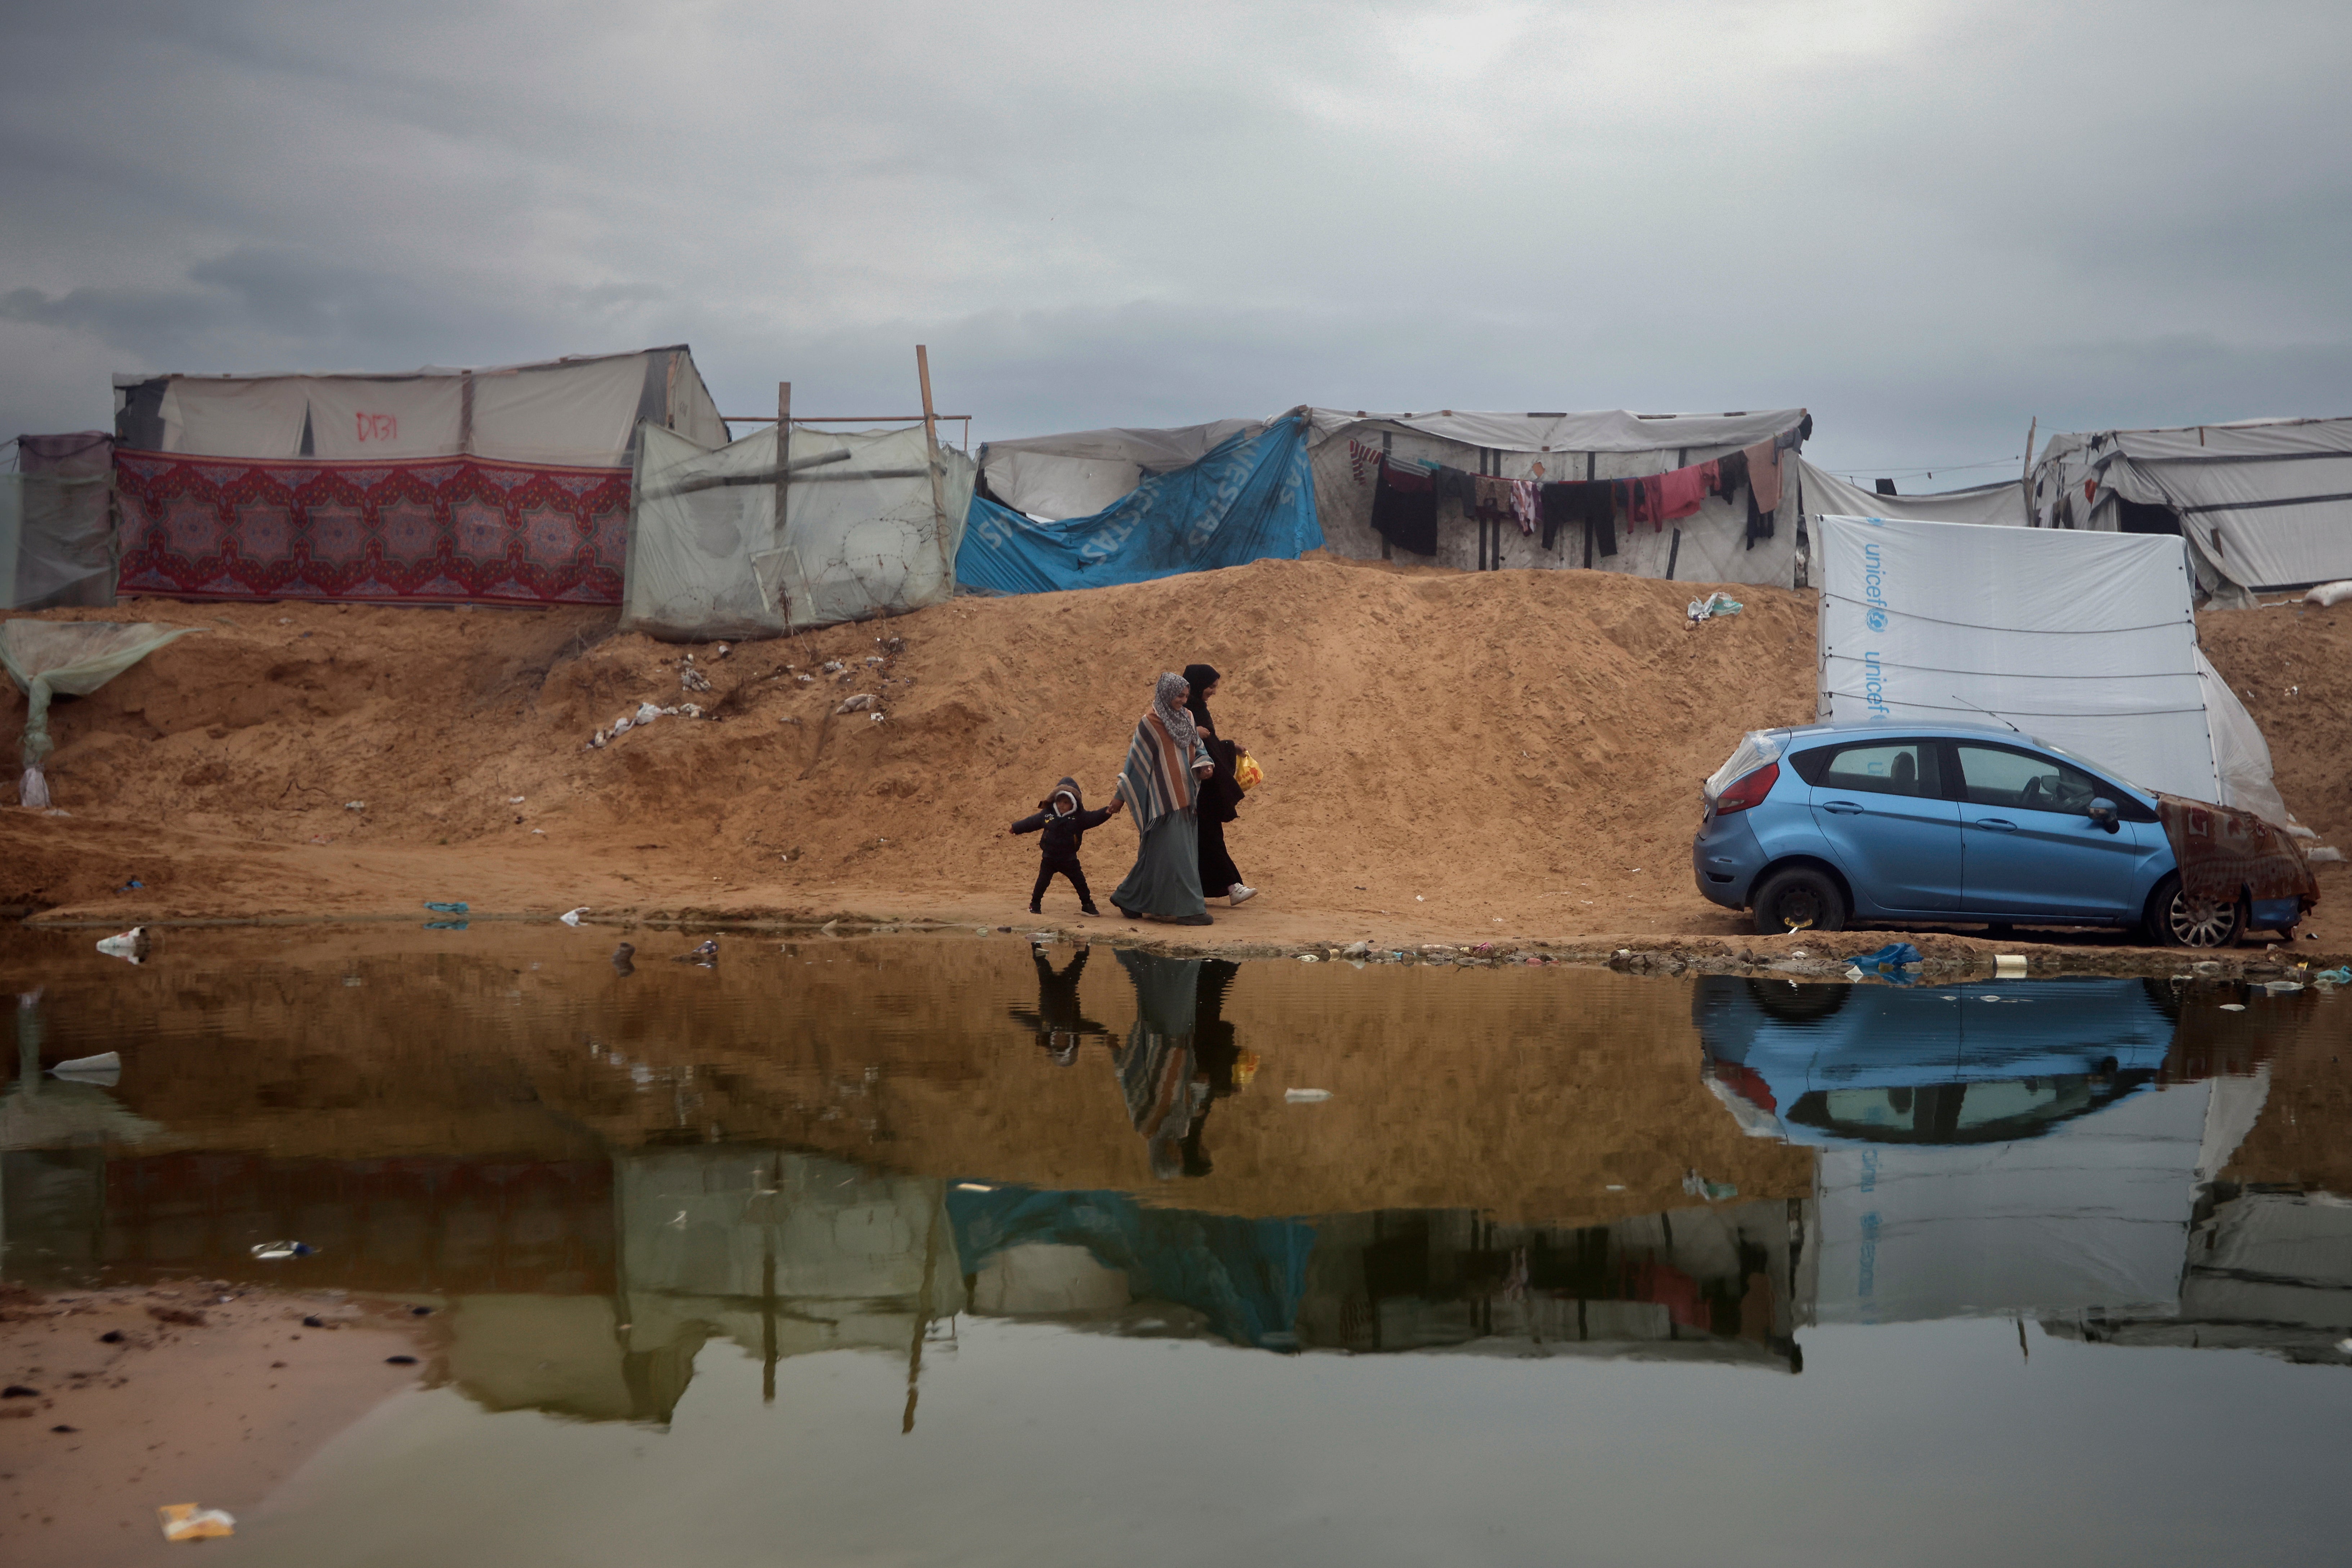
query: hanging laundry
[
  {"left": 1346, "top": 439, "right": 1384, "bottom": 485},
  {"left": 1715, "top": 448, "right": 1749, "bottom": 500},
  {"left": 1743, "top": 441, "right": 1783, "bottom": 513},
  {"left": 1746, "top": 486, "right": 1775, "bottom": 550},
  {"left": 1469, "top": 472, "right": 1514, "bottom": 523},
  {"left": 1658, "top": 465, "right": 1706, "bottom": 522},
  {"left": 1509, "top": 478, "right": 1540, "bottom": 536},
  {"left": 1372, "top": 457, "right": 1438, "bottom": 556},
  {"left": 1698, "top": 458, "right": 1721, "bottom": 497}
]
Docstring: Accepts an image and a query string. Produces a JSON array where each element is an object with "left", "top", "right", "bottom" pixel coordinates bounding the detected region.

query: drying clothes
[
  {"left": 1509, "top": 478, "right": 1540, "bottom": 536},
  {"left": 1434, "top": 465, "right": 1476, "bottom": 517},
  {"left": 1699, "top": 459, "right": 1721, "bottom": 498},
  {"left": 1743, "top": 441, "right": 1783, "bottom": 513},
  {"left": 1468, "top": 471, "right": 1513, "bottom": 523},
  {"left": 1658, "top": 465, "right": 1707, "bottom": 522},
  {"left": 1372, "top": 456, "right": 1438, "bottom": 556},
  {"left": 1746, "top": 486, "right": 1776, "bottom": 550},
  {"left": 1716, "top": 448, "right": 1749, "bottom": 501},
  {"left": 1630, "top": 474, "right": 1668, "bottom": 530},
  {"left": 1544, "top": 481, "right": 1619, "bottom": 558},
  {"left": 1346, "top": 439, "right": 1384, "bottom": 485}
]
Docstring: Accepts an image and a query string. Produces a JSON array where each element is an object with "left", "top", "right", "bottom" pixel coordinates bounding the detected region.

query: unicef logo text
[{"left": 1866, "top": 608, "right": 1888, "bottom": 632}]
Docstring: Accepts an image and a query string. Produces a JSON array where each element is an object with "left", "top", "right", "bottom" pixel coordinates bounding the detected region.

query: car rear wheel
[
  {"left": 2147, "top": 873, "right": 2245, "bottom": 948},
  {"left": 1752, "top": 866, "right": 1848, "bottom": 936}
]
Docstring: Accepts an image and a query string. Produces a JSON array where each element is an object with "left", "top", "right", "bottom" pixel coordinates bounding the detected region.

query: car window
[
  {"left": 1953, "top": 744, "right": 2107, "bottom": 814},
  {"left": 1812, "top": 741, "right": 1943, "bottom": 799}
]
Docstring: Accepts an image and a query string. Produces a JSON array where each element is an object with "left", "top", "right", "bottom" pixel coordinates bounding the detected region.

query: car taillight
[{"left": 1713, "top": 760, "right": 1779, "bottom": 815}]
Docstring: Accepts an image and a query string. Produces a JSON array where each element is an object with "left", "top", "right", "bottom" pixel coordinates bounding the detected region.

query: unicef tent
[
  {"left": 955, "top": 413, "right": 1318, "bottom": 594},
  {"left": 1796, "top": 458, "right": 2026, "bottom": 528},
  {"left": 1814, "top": 513, "right": 2293, "bottom": 825}
]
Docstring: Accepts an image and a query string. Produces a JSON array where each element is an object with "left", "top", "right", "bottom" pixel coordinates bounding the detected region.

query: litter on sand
[
  {"left": 559, "top": 907, "right": 588, "bottom": 926},
  {"left": 1686, "top": 591, "right": 1743, "bottom": 623},
  {"left": 423, "top": 901, "right": 468, "bottom": 915},
  {"left": 1994, "top": 954, "right": 2028, "bottom": 976},
  {"left": 1682, "top": 1169, "right": 1739, "bottom": 1202},
  {"left": 157, "top": 1504, "right": 236, "bottom": 1542},
  {"left": 2220, "top": 1003, "right": 2247, "bottom": 1011},
  {"left": 249, "top": 1240, "right": 316, "bottom": 1260},
  {"left": 1284, "top": 1088, "right": 1333, "bottom": 1103}
]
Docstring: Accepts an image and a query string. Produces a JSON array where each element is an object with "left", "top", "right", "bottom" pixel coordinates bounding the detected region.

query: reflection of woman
[
  {"left": 1113, "top": 950, "right": 1204, "bottom": 1179},
  {"left": 1111, "top": 673, "right": 1217, "bottom": 926},
  {"left": 1183, "top": 664, "right": 1255, "bottom": 908}
]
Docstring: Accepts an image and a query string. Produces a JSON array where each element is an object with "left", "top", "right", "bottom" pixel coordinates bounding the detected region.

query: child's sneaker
[
  {"left": 1080, "top": 903, "right": 1101, "bottom": 916},
  {"left": 1228, "top": 884, "right": 1258, "bottom": 906},
  {"left": 1028, "top": 903, "right": 1042, "bottom": 915}
]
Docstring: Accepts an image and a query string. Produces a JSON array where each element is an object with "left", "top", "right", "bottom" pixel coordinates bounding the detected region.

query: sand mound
[{"left": 1, "top": 559, "right": 2343, "bottom": 949}]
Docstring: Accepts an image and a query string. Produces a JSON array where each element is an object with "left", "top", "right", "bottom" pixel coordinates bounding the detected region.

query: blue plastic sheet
[
  {"left": 947, "top": 1182, "right": 1316, "bottom": 1351},
  {"left": 955, "top": 414, "right": 1320, "bottom": 594}
]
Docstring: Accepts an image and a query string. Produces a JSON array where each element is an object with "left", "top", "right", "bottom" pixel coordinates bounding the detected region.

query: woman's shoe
[
  {"left": 1115, "top": 905, "right": 1139, "bottom": 920},
  {"left": 1228, "top": 884, "right": 1257, "bottom": 906},
  {"left": 1171, "top": 912, "right": 1215, "bottom": 926}
]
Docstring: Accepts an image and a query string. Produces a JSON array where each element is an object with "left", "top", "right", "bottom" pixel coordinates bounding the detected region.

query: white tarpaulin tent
[
  {"left": 623, "top": 421, "right": 975, "bottom": 640},
  {"left": 112, "top": 347, "right": 728, "bottom": 468},
  {"left": 1815, "top": 513, "right": 2291, "bottom": 824},
  {"left": 981, "top": 419, "right": 1263, "bottom": 520},
  {"left": 2031, "top": 417, "right": 2352, "bottom": 602},
  {"left": 1797, "top": 459, "right": 2026, "bottom": 528}
]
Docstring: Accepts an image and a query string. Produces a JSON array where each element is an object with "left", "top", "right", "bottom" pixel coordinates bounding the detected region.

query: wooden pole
[
  {"left": 775, "top": 381, "right": 792, "bottom": 625},
  {"left": 916, "top": 345, "right": 953, "bottom": 582},
  {"left": 2019, "top": 415, "right": 2038, "bottom": 527}
]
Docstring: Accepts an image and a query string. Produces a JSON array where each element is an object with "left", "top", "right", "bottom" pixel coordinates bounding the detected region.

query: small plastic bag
[{"left": 1234, "top": 752, "right": 1264, "bottom": 793}]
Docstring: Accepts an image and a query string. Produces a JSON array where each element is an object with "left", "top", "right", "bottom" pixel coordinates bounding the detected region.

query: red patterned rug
[{"left": 114, "top": 450, "right": 630, "bottom": 605}]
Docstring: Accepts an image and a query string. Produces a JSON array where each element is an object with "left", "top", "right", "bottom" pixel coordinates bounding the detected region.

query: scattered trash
[
  {"left": 870, "top": 711, "right": 885, "bottom": 723},
  {"left": 95, "top": 927, "right": 148, "bottom": 963},
  {"left": 302, "top": 1315, "right": 326, "bottom": 1328},
  {"left": 507, "top": 796, "right": 525, "bottom": 805},
  {"left": 51, "top": 1051, "right": 122, "bottom": 1085},
  {"left": 385, "top": 1355, "right": 419, "bottom": 1366},
  {"left": 679, "top": 661, "right": 713, "bottom": 693},
  {"left": 157, "top": 1504, "right": 236, "bottom": 1542},
  {"left": 822, "top": 659, "right": 846, "bottom": 675},
  {"left": 674, "top": 939, "right": 718, "bottom": 966},
  {"left": 423, "top": 901, "right": 469, "bottom": 915},
  {"left": 636, "top": 702, "right": 663, "bottom": 724},
  {"left": 2, "top": 1384, "right": 36, "bottom": 1397},
  {"left": 1686, "top": 591, "right": 1744, "bottom": 623},
  {"left": 1298, "top": 953, "right": 1321, "bottom": 963},
  {"left": 2262, "top": 980, "right": 2304, "bottom": 995},
  {"left": 99, "top": 1330, "right": 124, "bottom": 1343},
  {"left": 2312, "top": 966, "right": 2351, "bottom": 986},
  {"left": 956, "top": 1182, "right": 995, "bottom": 1192},
  {"left": 1844, "top": 965, "right": 1866, "bottom": 981},
  {"left": 2301, "top": 580, "right": 2352, "bottom": 608},
  {"left": 1342, "top": 941, "right": 1372, "bottom": 959},
  {"left": 2220, "top": 1003, "right": 2247, "bottom": 1011},
  {"left": 1854, "top": 942, "right": 1922, "bottom": 969},
  {"left": 1994, "top": 954, "right": 2028, "bottom": 977},
  {"left": 2308, "top": 847, "right": 2346, "bottom": 863},
  {"left": 1284, "top": 1088, "right": 1333, "bottom": 1103},
  {"left": 1415, "top": 895, "right": 1424, "bottom": 902},
  {"left": 423, "top": 920, "right": 468, "bottom": 931},
  {"left": 1682, "top": 1169, "right": 1739, "bottom": 1202},
  {"left": 116, "top": 878, "right": 143, "bottom": 891},
  {"left": 560, "top": 907, "right": 588, "bottom": 927},
  {"left": 249, "top": 1240, "right": 316, "bottom": 1260},
  {"left": 836, "top": 692, "right": 879, "bottom": 713},
  {"left": 345, "top": 800, "right": 365, "bottom": 811}
]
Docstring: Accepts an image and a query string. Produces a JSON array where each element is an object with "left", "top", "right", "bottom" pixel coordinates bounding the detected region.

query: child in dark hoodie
[{"left": 1011, "top": 776, "right": 1123, "bottom": 915}]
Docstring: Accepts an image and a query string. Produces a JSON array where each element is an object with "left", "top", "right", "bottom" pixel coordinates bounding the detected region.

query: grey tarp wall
[
  {"left": 981, "top": 419, "right": 1264, "bottom": 521},
  {"left": 1305, "top": 408, "right": 1812, "bottom": 587},
  {"left": 3, "top": 433, "right": 116, "bottom": 611},
  {"left": 2031, "top": 418, "right": 2352, "bottom": 603},
  {"left": 1795, "top": 459, "right": 2027, "bottom": 528}
]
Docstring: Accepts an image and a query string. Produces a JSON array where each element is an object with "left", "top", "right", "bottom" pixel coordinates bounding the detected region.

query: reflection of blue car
[
  {"left": 1691, "top": 720, "right": 2305, "bottom": 946},
  {"left": 1691, "top": 975, "right": 2173, "bottom": 1147}
]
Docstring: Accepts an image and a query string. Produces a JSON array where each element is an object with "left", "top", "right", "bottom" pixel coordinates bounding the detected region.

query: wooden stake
[
  {"left": 915, "top": 345, "right": 952, "bottom": 580},
  {"left": 2019, "top": 415, "right": 2038, "bottom": 527},
  {"left": 775, "top": 381, "right": 792, "bottom": 625}
]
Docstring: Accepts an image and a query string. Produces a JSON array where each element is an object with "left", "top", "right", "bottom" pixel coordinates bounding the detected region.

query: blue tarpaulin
[
  {"left": 947, "top": 1182, "right": 1317, "bottom": 1351},
  {"left": 955, "top": 413, "right": 1320, "bottom": 594}
]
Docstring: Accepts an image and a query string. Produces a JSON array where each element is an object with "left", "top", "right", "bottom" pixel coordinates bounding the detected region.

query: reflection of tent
[
  {"left": 627, "top": 421, "right": 975, "bottom": 639},
  {"left": 948, "top": 1183, "right": 1314, "bottom": 1351},
  {"left": 108, "top": 348, "right": 727, "bottom": 608},
  {"left": 2031, "top": 418, "right": 2352, "bottom": 603},
  {"left": 1813, "top": 513, "right": 2293, "bottom": 823}
]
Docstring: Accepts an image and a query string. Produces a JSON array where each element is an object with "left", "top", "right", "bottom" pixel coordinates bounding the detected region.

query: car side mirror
[{"left": 2087, "top": 798, "right": 2119, "bottom": 833}]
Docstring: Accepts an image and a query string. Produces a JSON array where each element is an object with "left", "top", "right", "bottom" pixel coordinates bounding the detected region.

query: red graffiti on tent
[{"left": 355, "top": 413, "right": 399, "bottom": 443}]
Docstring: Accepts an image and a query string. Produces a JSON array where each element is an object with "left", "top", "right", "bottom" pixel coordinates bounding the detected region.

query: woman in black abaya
[{"left": 1182, "top": 663, "right": 1256, "bottom": 907}]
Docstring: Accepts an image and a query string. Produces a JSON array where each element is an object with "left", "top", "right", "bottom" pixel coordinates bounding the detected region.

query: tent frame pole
[
  {"left": 916, "top": 346, "right": 952, "bottom": 580},
  {"left": 775, "top": 382, "right": 792, "bottom": 626}
]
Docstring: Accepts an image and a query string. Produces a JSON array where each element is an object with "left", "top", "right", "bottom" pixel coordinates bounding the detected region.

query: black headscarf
[{"left": 1182, "top": 663, "right": 1220, "bottom": 735}]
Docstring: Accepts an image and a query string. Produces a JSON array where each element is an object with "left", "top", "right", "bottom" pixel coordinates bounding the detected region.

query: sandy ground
[
  {"left": 0, "top": 1279, "right": 428, "bottom": 1568},
  {"left": 1, "top": 557, "right": 2346, "bottom": 964}
]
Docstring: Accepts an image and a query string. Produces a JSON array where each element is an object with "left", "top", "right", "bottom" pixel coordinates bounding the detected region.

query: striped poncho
[{"left": 1117, "top": 682, "right": 1212, "bottom": 833}]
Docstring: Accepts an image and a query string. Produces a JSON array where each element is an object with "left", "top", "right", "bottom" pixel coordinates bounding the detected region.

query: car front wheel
[
  {"left": 2147, "top": 873, "right": 2245, "bottom": 948},
  {"left": 1752, "top": 866, "right": 1848, "bottom": 936}
]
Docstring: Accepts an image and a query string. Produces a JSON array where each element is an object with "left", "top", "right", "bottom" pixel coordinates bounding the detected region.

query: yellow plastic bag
[
  {"left": 158, "top": 1504, "right": 236, "bottom": 1541},
  {"left": 1234, "top": 752, "right": 1263, "bottom": 793}
]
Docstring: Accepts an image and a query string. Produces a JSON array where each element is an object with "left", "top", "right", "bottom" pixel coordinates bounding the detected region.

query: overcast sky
[{"left": 4, "top": 0, "right": 2347, "bottom": 482}]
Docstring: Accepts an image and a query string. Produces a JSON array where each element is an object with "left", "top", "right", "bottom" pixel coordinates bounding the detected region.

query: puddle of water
[{"left": 4, "top": 926, "right": 2348, "bottom": 1567}]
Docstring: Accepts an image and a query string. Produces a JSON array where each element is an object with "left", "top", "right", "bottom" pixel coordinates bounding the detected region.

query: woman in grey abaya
[{"left": 1110, "top": 672, "right": 1217, "bottom": 926}]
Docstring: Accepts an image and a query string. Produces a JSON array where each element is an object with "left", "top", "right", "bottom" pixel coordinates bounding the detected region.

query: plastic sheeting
[
  {"left": 624, "top": 421, "right": 975, "bottom": 640},
  {"left": 5, "top": 434, "right": 116, "bottom": 611},
  {"left": 955, "top": 414, "right": 1319, "bottom": 595},
  {"left": 1814, "top": 513, "right": 2278, "bottom": 813},
  {"left": 122, "top": 348, "right": 729, "bottom": 468},
  {"left": 2033, "top": 418, "right": 2352, "bottom": 596},
  {"left": 1796, "top": 459, "right": 2027, "bottom": 528},
  {"left": 981, "top": 419, "right": 1263, "bottom": 520},
  {"left": 1302, "top": 406, "right": 1808, "bottom": 455},
  {"left": 1, "top": 619, "right": 198, "bottom": 807}
]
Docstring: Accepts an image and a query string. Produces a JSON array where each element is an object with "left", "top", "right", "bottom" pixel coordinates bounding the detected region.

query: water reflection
[{"left": 3, "top": 932, "right": 2348, "bottom": 1445}]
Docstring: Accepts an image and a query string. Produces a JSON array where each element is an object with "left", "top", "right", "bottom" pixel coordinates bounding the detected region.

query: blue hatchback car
[{"left": 1691, "top": 720, "right": 2305, "bottom": 947}]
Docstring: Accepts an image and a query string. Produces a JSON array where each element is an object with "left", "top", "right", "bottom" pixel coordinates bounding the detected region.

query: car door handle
[
  {"left": 1972, "top": 818, "right": 2018, "bottom": 832},
  {"left": 1822, "top": 801, "right": 1866, "bottom": 814}
]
